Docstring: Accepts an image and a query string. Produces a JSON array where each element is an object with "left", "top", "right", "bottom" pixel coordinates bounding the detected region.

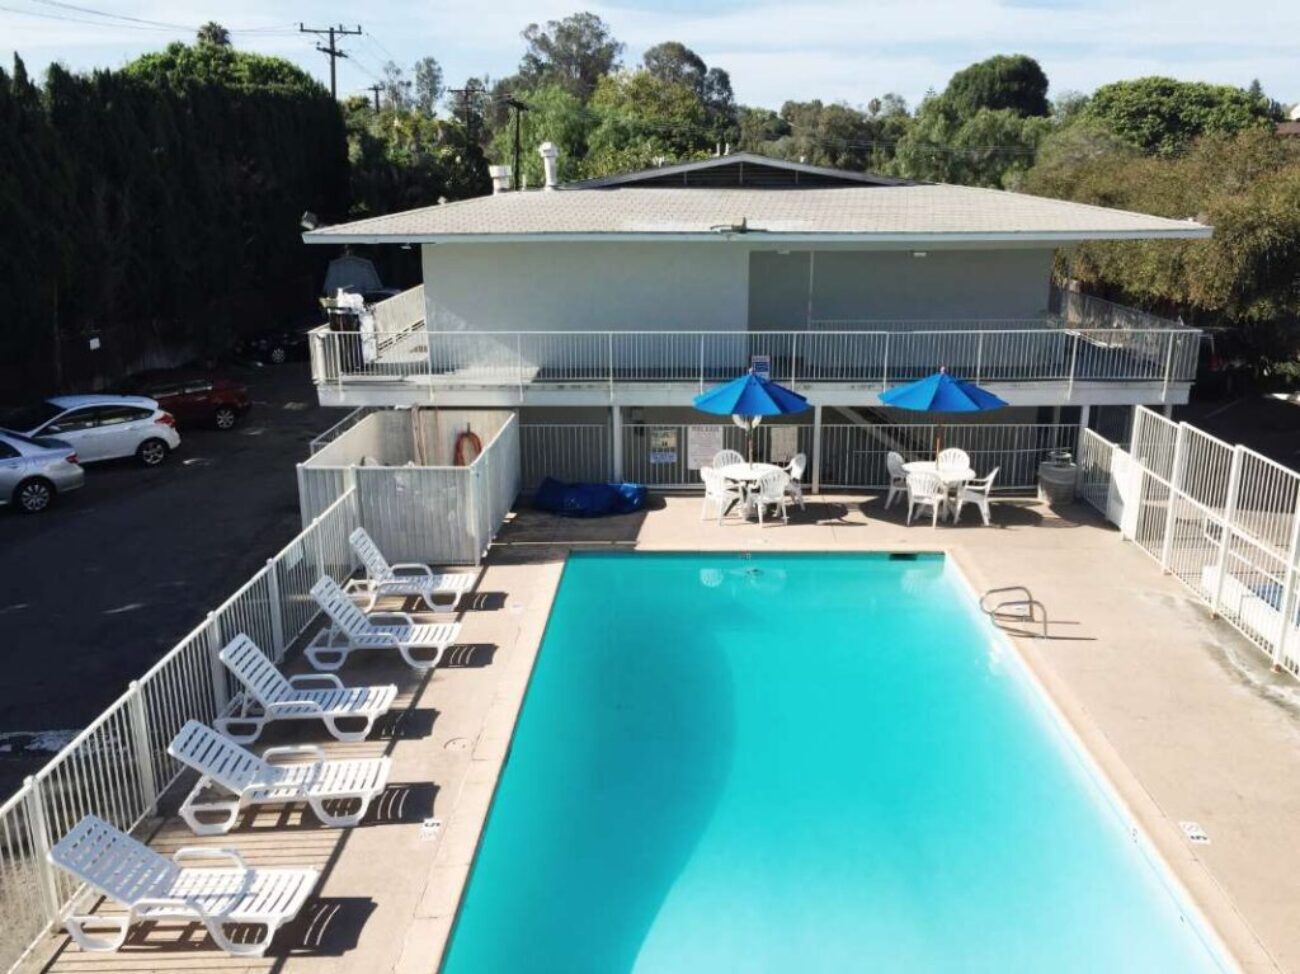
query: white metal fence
[
  {"left": 1075, "top": 409, "right": 1300, "bottom": 678},
  {"left": 300, "top": 413, "right": 521, "bottom": 566},
  {"left": 0, "top": 489, "right": 361, "bottom": 973},
  {"left": 519, "top": 422, "right": 1078, "bottom": 492},
  {"left": 312, "top": 323, "right": 1200, "bottom": 394},
  {"left": 308, "top": 406, "right": 379, "bottom": 455}
]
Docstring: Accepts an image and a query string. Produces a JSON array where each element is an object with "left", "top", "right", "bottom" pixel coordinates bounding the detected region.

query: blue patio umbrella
[
  {"left": 694, "top": 370, "right": 810, "bottom": 461},
  {"left": 878, "top": 368, "right": 1007, "bottom": 455}
]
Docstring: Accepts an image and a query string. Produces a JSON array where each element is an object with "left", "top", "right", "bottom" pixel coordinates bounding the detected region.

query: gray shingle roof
[{"left": 304, "top": 183, "right": 1211, "bottom": 244}]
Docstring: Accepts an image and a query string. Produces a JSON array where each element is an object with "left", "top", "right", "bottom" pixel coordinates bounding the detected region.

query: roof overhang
[{"left": 303, "top": 227, "right": 1214, "bottom": 246}]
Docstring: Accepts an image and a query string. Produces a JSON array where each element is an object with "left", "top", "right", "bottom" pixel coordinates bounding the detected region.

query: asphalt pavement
[{"left": 0, "top": 362, "right": 342, "bottom": 791}]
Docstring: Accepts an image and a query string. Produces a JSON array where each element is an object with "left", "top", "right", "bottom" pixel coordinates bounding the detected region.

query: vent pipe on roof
[
  {"left": 538, "top": 142, "right": 559, "bottom": 190},
  {"left": 488, "top": 165, "right": 512, "bottom": 195}
]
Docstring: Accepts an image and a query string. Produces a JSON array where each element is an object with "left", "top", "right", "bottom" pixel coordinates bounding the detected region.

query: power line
[
  {"left": 299, "top": 22, "right": 361, "bottom": 100},
  {"left": 16, "top": 0, "right": 298, "bottom": 35}
]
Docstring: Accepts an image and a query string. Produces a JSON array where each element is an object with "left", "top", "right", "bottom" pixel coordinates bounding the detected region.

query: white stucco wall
[{"left": 422, "top": 241, "right": 750, "bottom": 332}]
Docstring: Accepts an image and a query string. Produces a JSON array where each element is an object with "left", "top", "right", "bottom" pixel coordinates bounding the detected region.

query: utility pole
[
  {"left": 368, "top": 83, "right": 383, "bottom": 112},
  {"left": 501, "top": 97, "right": 530, "bottom": 190},
  {"left": 299, "top": 23, "right": 362, "bottom": 100},
  {"left": 448, "top": 83, "right": 484, "bottom": 148}
]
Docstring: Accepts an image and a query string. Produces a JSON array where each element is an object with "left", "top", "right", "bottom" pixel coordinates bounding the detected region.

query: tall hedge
[{"left": 0, "top": 45, "right": 348, "bottom": 398}]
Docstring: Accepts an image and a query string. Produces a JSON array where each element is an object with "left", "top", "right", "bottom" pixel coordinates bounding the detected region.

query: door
[
  {"left": 92, "top": 405, "right": 154, "bottom": 459},
  {"left": 0, "top": 438, "right": 22, "bottom": 498},
  {"left": 39, "top": 408, "right": 103, "bottom": 460}
]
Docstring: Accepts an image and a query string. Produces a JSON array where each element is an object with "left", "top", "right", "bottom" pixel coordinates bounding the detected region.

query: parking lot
[{"left": 0, "top": 362, "right": 341, "bottom": 792}]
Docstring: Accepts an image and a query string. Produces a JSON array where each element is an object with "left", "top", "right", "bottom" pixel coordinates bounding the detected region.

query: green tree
[
  {"left": 196, "top": 21, "right": 231, "bottom": 47},
  {"left": 585, "top": 70, "right": 711, "bottom": 174},
  {"left": 943, "top": 54, "right": 1050, "bottom": 117},
  {"left": 519, "top": 12, "right": 623, "bottom": 98},
  {"left": 412, "top": 56, "right": 443, "bottom": 115},
  {"left": 891, "top": 96, "right": 1048, "bottom": 187},
  {"left": 487, "top": 84, "right": 593, "bottom": 185},
  {"left": 1083, "top": 77, "right": 1277, "bottom": 156}
]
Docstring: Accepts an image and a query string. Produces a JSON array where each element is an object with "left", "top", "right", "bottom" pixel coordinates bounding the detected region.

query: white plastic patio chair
[
  {"left": 785, "top": 452, "right": 807, "bottom": 509},
  {"left": 169, "top": 720, "right": 391, "bottom": 835},
  {"left": 954, "top": 466, "right": 1000, "bottom": 526},
  {"left": 48, "top": 814, "right": 317, "bottom": 956},
  {"left": 307, "top": 575, "right": 461, "bottom": 672},
  {"left": 348, "top": 527, "right": 477, "bottom": 611},
  {"left": 216, "top": 634, "right": 397, "bottom": 744},
  {"left": 937, "top": 447, "right": 972, "bottom": 477},
  {"left": 885, "top": 452, "right": 907, "bottom": 509},
  {"left": 752, "top": 469, "right": 791, "bottom": 526},
  {"left": 906, "top": 471, "right": 949, "bottom": 527},
  {"left": 711, "top": 449, "right": 745, "bottom": 469},
  {"left": 700, "top": 467, "right": 746, "bottom": 524}
]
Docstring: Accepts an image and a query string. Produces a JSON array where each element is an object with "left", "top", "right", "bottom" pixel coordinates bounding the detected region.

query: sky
[{"left": 1, "top": 0, "right": 1297, "bottom": 111}]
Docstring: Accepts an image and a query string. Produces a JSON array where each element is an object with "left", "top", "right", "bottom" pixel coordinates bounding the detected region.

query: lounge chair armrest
[
  {"left": 368, "top": 611, "right": 416, "bottom": 627},
  {"left": 172, "top": 846, "right": 248, "bottom": 870},
  {"left": 389, "top": 562, "right": 435, "bottom": 579},
  {"left": 286, "top": 673, "right": 345, "bottom": 690},
  {"left": 266, "top": 698, "right": 323, "bottom": 716},
  {"left": 262, "top": 744, "right": 327, "bottom": 764}
]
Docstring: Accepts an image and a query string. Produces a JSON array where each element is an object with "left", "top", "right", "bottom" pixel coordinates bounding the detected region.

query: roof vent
[
  {"left": 488, "top": 165, "right": 512, "bottom": 195},
  {"left": 538, "top": 142, "right": 559, "bottom": 190}
]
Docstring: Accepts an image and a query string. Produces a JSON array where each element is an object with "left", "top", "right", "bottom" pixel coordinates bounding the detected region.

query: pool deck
[{"left": 27, "top": 494, "right": 1300, "bottom": 974}]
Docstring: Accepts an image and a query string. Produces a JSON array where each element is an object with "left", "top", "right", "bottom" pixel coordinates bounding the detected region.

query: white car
[{"left": 1, "top": 395, "right": 181, "bottom": 466}]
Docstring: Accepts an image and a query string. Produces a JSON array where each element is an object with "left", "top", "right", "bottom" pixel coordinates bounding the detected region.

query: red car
[{"left": 120, "top": 371, "right": 251, "bottom": 430}]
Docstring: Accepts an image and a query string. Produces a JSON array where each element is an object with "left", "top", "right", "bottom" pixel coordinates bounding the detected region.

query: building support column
[
  {"left": 811, "top": 403, "right": 823, "bottom": 495},
  {"left": 1077, "top": 404, "right": 1092, "bottom": 442},
  {"left": 1163, "top": 403, "right": 1175, "bottom": 419},
  {"left": 611, "top": 404, "right": 624, "bottom": 482}
]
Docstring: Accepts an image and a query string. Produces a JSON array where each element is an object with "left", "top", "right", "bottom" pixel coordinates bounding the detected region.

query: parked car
[
  {"left": 119, "top": 371, "right": 250, "bottom": 430},
  {"left": 235, "top": 326, "right": 311, "bottom": 365},
  {"left": 0, "top": 395, "right": 180, "bottom": 466},
  {"left": 0, "top": 430, "right": 85, "bottom": 513}
]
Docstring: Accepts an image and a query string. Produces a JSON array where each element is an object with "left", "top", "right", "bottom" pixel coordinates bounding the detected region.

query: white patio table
[
  {"left": 717, "top": 462, "right": 783, "bottom": 519},
  {"left": 903, "top": 460, "right": 976, "bottom": 522}
]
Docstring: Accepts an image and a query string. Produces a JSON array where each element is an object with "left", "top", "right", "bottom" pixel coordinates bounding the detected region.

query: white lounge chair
[
  {"left": 169, "top": 720, "right": 391, "bottom": 835},
  {"left": 752, "top": 469, "right": 791, "bottom": 526},
  {"left": 348, "top": 527, "right": 477, "bottom": 611},
  {"left": 906, "top": 471, "right": 949, "bottom": 527},
  {"left": 885, "top": 452, "right": 907, "bottom": 509},
  {"left": 308, "top": 575, "right": 460, "bottom": 672},
  {"left": 954, "top": 466, "right": 1000, "bottom": 526},
  {"left": 700, "top": 467, "right": 746, "bottom": 524},
  {"left": 785, "top": 452, "right": 807, "bottom": 509},
  {"left": 48, "top": 814, "right": 317, "bottom": 956},
  {"left": 217, "top": 634, "right": 397, "bottom": 744},
  {"left": 711, "top": 449, "right": 745, "bottom": 469}
]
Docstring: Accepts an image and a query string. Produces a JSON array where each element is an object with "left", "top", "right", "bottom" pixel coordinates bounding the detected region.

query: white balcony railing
[{"left": 311, "top": 321, "right": 1201, "bottom": 395}]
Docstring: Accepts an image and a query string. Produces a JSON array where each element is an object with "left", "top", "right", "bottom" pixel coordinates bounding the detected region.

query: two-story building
[{"left": 303, "top": 151, "right": 1210, "bottom": 491}]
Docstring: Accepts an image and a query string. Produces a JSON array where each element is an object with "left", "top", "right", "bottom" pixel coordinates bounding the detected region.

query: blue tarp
[{"left": 532, "top": 478, "right": 648, "bottom": 517}]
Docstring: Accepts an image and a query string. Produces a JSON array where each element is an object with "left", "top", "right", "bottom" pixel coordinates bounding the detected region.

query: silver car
[{"left": 0, "top": 431, "right": 86, "bottom": 514}]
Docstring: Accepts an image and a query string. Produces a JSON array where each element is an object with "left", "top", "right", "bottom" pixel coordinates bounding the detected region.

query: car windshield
[{"left": 0, "top": 400, "right": 63, "bottom": 432}]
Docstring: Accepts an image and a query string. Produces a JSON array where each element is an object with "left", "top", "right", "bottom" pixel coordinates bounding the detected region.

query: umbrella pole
[{"left": 934, "top": 422, "right": 944, "bottom": 458}]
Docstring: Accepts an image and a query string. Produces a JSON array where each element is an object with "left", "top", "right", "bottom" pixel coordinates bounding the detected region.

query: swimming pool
[{"left": 442, "top": 552, "right": 1230, "bottom": 973}]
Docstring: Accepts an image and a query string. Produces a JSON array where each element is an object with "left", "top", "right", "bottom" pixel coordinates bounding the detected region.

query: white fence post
[
  {"left": 1271, "top": 491, "right": 1300, "bottom": 671},
  {"left": 22, "top": 777, "right": 61, "bottom": 926},
  {"left": 127, "top": 682, "right": 159, "bottom": 814},
  {"left": 811, "top": 404, "right": 823, "bottom": 495},
  {"left": 611, "top": 405, "right": 624, "bottom": 482},
  {"left": 205, "top": 612, "right": 228, "bottom": 711},
  {"left": 265, "top": 558, "right": 285, "bottom": 660},
  {"left": 1158, "top": 424, "right": 1187, "bottom": 571},
  {"left": 1210, "top": 446, "right": 1245, "bottom": 617}
]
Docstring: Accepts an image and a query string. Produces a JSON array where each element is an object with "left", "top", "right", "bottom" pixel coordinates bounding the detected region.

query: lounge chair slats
[
  {"left": 306, "top": 575, "right": 461, "bottom": 672},
  {"left": 168, "top": 721, "right": 391, "bottom": 835},
  {"left": 49, "top": 815, "right": 317, "bottom": 956},
  {"left": 348, "top": 527, "right": 477, "bottom": 610},
  {"left": 217, "top": 634, "right": 397, "bottom": 743}
]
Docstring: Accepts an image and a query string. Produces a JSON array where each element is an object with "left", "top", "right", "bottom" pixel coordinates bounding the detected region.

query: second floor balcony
[{"left": 309, "top": 287, "right": 1201, "bottom": 406}]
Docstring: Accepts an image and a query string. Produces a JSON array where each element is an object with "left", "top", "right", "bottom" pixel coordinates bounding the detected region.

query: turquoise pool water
[{"left": 442, "top": 552, "right": 1229, "bottom": 973}]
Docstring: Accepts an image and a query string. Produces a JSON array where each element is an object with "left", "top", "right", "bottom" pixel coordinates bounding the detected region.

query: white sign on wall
[
  {"left": 688, "top": 426, "right": 724, "bottom": 470},
  {"left": 750, "top": 354, "right": 771, "bottom": 380}
]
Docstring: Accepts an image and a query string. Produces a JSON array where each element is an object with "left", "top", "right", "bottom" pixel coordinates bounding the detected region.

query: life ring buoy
[{"left": 454, "top": 430, "right": 483, "bottom": 466}]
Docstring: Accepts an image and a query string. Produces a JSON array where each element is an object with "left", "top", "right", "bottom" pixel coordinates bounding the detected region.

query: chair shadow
[
  {"left": 441, "top": 643, "right": 497, "bottom": 668},
  {"left": 461, "top": 591, "right": 508, "bottom": 612},
  {"left": 373, "top": 706, "right": 439, "bottom": 742}
]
